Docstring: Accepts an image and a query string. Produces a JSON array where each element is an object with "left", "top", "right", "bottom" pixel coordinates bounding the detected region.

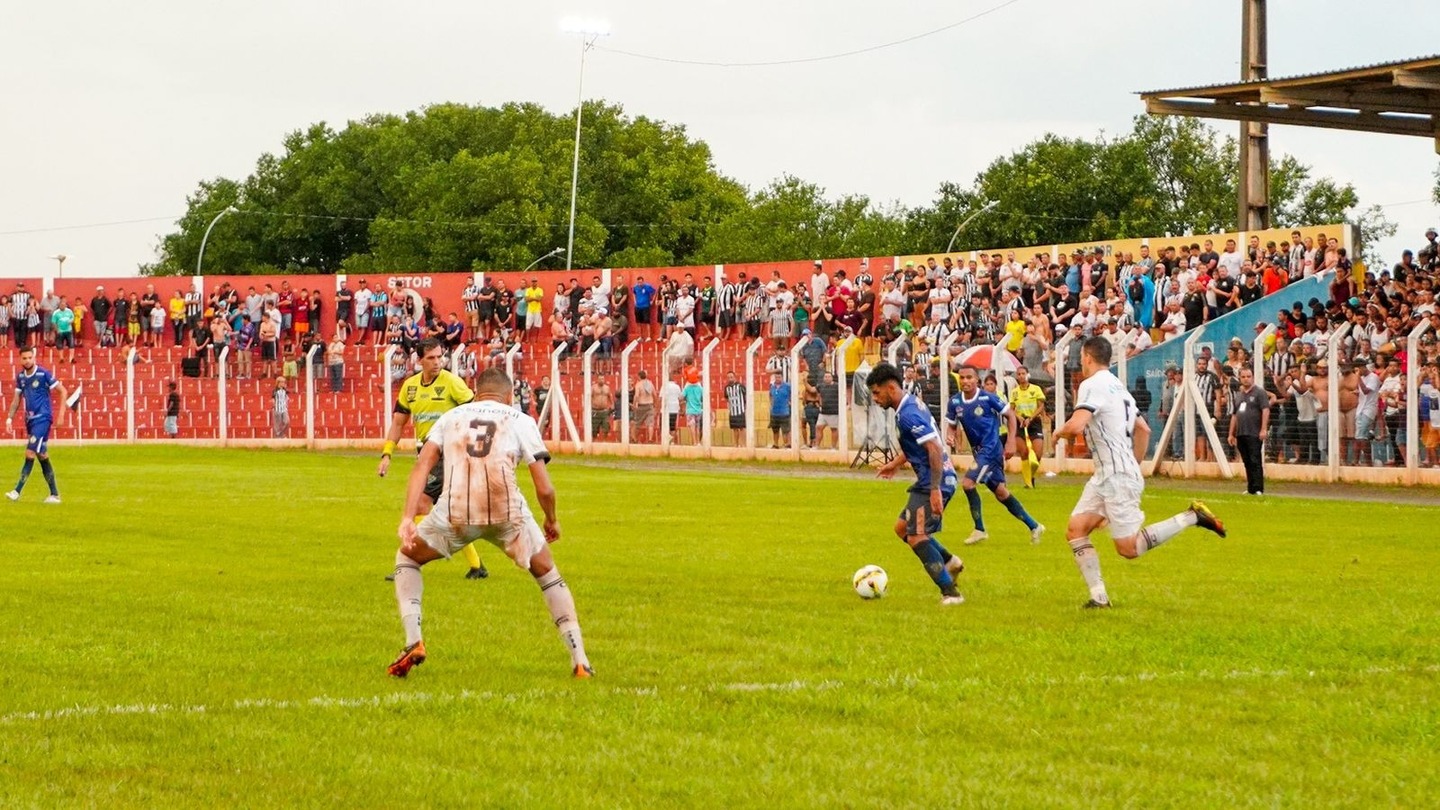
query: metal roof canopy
[{"left": 1141, "top": 54, "right": 1440, "bottom": 152}]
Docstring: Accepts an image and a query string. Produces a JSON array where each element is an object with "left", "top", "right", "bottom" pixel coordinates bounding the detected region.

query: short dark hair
[
  {"left": 1082, "top": 335, "right": 1112, "bottom": 366},
  {"left": 867, "top": 361, "right": 902, "bottom": 389},
  {"left": 475, "top": 367, "right": 512, "bottom": 396},
  {"left": 417, "top": 338, "right": 444, "bottom": 357}
]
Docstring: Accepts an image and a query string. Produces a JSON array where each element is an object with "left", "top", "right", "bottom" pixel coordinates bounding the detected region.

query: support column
[{"left": 1239, "top": 0, "right": 1270, "bottom": 231}]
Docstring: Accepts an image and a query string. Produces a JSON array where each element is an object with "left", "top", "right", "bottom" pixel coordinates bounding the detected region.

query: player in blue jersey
[
  {"left": 867, "top": 362, "right": 967, "bottom": 605},
  {"left": 6, "top": 346, "right": 69, "bottom": 504},
  {"left": 944, "top": 366, "right": 1044, "bottom": 546}
]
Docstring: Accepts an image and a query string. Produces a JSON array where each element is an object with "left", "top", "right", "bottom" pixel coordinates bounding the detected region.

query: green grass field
[{"left": 3, "top": 446, "right": 1438, "bottom": 808}]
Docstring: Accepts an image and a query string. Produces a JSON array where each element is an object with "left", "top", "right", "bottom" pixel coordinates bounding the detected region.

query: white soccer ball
[{"left": 852, "top": 565, "right": 889, "bottom": 599}]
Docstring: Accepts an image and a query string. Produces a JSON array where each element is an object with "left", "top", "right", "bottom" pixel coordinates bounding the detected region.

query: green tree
[
  {"left": 694, "top": 175, "right": 909, "bottom": 264},
  {"left": 908, "top": 116, "right": 1395, "bottom": 263},
  {"left": 145, "top": 102, "right": 746, "bottom": 275}
]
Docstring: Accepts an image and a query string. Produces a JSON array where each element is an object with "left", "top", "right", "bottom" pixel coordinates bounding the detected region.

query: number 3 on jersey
[{"left": 466, "top": 419, "right": 498, "bottom": 458}]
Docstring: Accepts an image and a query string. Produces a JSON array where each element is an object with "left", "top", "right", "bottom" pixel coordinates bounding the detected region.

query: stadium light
[
  {"left": 561, "top": 18, "right": 612, "bottom": 272},
  {"left": 197, "top": 206, "right": 238, "bottom": 276},
  {"left": 945, "top": 199, "right": 999, "bottom": 254},
  {"left": 524, "top": 247, "right": 566, "bottom": 272},
  {"left": 47, "top": 254, "right": 69, "bottom": 279}
]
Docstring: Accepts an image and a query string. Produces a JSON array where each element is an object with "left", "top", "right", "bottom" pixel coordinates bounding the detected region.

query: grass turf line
[{"left": 1, "top": 446, "right": 1436, "bottom": 808}]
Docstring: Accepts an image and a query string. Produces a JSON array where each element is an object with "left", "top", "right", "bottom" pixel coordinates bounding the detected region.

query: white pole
[
  {"left": 1251, "top": 324, "right": 1275, "bottom": 382},
  {"left": 218, "top": 346, "right": 230, "bottom": 445},
  {"left": 937, "top": 331, "right": 962, "bottom": 448},
  {"left": 305, "top": 343, "right": 320, "bottom": 448},
  {"left": 1052, "top": 330, "right": 1075, "bottom": 465},
  {"left": 125, "top": 347, "right": 137, "bottom": 443},
  {"left": 887, "top": 333, "right": 906, "bottom": 367},
  {"left": 196, "top": 207, "right": 236, "bottom": 275},
  {"left": 548, "top": 342, "right": 566, "bottom": 445},
  {"left": 789, "top": 338, "right": 805, "bottom": 458},
  {"left": 1405, "top": 320, "right": 1433, "bottom": 485},
  {"left": 582, "top": 339, "right": 602, "bottom": 448},
  {"left": 382, "top": 345, "right": 397, "bottom": 444},
  {"left": 1327, "top": 322, "right": 1352, "bottom": 479},
  {"left": 1117, "top": 331, "right": 1138, "bottom": 386},
  {"left": 565, "top": 35, "right": 591, "bottom": 271},
  {"left": 835, "top": 335, "right": 858, "bottom": 455},
  {"left": 620, "top": 338, "right": 640, "bottom": 449},
  {"left": 504, "top": 342, "right": 522, "bottom": 381},
  {"left": 1182, "top": 328, "right": 1202, "bottom": 477},
  {"left": 660, "top": 345, "right": 673, "bottom": 451},
  {"left": 701, "top": 337, "right": 720, "bottom": 450},
  {"left": 744, "top": 337, "right": 764, "bottom": 452}
]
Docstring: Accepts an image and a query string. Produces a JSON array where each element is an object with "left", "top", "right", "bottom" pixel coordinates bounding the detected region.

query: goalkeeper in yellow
[
  {"left": 380, "top": 338, "right": 489, "bottom": 580},
  {"left": 1008, "top": 365, "right": 1046, "bottom": 488}
]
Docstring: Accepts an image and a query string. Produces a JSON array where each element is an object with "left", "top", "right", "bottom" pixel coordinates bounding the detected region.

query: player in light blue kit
[
  {"left": 944, "top": 366, "right": 1044, "bottom": 546},
  {"left": 867, "top": 362, "right": 967, "bottom": 605},
  {"left": 6, "top": 346, "right": 69, "bottom": 503}
]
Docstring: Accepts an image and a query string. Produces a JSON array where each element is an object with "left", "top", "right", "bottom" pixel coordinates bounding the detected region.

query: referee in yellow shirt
[
  {"left": 379, "top": 338, "right": 489, "bottom": 580},
  {"left": 1008, "top": 365, "right": 1047, "bottom": 487}
]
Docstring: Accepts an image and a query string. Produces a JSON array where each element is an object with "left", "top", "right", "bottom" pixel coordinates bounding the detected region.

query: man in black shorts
[{"left": 723, "top": 371, "right": 747, "bottom": 446}]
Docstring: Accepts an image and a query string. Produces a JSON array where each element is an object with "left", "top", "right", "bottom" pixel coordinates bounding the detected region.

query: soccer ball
[{"left": 852, "top": 565, "right": 888, "bottom": 599}]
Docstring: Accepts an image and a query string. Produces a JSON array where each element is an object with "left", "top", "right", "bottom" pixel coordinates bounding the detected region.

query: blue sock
[
  {"left": 930, "top": 537, "right": 955, "bottom": 564},
  {"left": 964, "top": 488, "right": 985, "bottom": 531},
  {"left": 15, "top": 458, "right": 34, "bottom": 493},
  {"left": 910, "top": 539, "right": 956, "bottom": 594},
  {"left": 999, "top": 493, "right": 1039, "bottom": 530},
  {"left": 39, "top": 458, "right": 58, "bottom": 497}
]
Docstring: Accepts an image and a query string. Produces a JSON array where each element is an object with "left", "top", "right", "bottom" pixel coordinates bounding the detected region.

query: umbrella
[{"left": 954, "top": 344, "right": 1020, "bottom": 372}]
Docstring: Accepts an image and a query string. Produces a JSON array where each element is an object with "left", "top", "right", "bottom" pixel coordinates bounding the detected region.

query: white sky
[{"left": 1, "top": 0, "right": 1437, "bottom": 279}]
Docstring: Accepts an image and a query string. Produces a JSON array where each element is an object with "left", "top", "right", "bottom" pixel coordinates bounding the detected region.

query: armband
[{"left": 382, "top": 440, "right": 396, "bottom": 457}]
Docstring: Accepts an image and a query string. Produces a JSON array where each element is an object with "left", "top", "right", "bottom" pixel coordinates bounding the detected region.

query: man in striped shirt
[
  {"left": 717, "top": 273, "right": 745, "bottom": 340},
  {"left": 723, "top": 371, "right": 747, "bottom": 446},
  {"left": 1055, "top": 337, "right": 1226, "bottom": 608}
]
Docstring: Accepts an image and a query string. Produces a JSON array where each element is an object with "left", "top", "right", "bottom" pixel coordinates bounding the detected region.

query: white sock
[
  {"left": 536, "top": 568, "right": 589, "bottom": 668},
  {"left": 394, "top": 551, "right": 424, "bottom": 646},
  {"left": 1136, "top": 511, "right": 1198, "bottom": 555},
  {"left": 1068, "top": 536, "right": 1108, "bottom": 603}
]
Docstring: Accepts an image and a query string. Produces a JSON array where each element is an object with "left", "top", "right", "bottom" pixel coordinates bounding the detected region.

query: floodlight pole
[
  {"left": 197, "top": 207, "right": 237, "bottom": 275},
  {"left": 566, "top": 32, "right": 603, "bottom": 271},
  {"left": 944, "top": 200, "right": 999, "bottom": 254}
]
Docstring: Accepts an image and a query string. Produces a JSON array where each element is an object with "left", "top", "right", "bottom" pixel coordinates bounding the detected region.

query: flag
[
  {"left": 66, "top": 384, "right": 83, "bottom": 411},
  {"left": 1022, "top": 436, "right": 1039, "bottom": 488}
]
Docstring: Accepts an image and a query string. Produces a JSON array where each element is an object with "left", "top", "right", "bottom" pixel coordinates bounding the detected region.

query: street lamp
[
  {"left": 945, "top": 199, "right": 1000, "bottom": 254},
  {"left": 524, "top": 247, "right": 566, "bottom": 272},
  {"left": 560, "top": 17, "right": 611, "bottom": 271},
  {"left": 47, "top": 254, "right": 69, "bottom": 278},
  {"left": 196, "top": 205, "right": 238, "bottom": 275}
]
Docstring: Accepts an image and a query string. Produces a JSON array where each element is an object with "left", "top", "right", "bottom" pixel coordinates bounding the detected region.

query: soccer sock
[
  {"left": 1067, "top": 536, "right": 1108, "bottom": 603},
  {"left": 910, "top": 539, "right": 956, "bottom": 593},
  {"left": 14, "top": 458, "right": 34, "bottom": 493},
  {"left": 999, "top": 493, "right": 1039, "bottom": 530},
  {"left": 38, "top": 458, "right": 58, "bottom": 497},
  {"left": 931, "top": 538, "right": 956, "bottom": 565},
  {"left": 536, "top": 568, "right": 589, "bottom": 668},
  {"left": 393, "top": 551, "right": 424, "bottom": 646},
  {"left": 1134, "top": 511, "right": 1198, "bottom": 556},
  {"left": 461, "top": 542, "right": 482, "bottom": 570},
  {"left": 964, "top": 488, "right": 985, "bottom": 532}
]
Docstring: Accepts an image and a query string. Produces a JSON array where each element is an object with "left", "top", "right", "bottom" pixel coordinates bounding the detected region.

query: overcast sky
[{"left": 2, "top": 0, "right": 1437, "bottom": 279}]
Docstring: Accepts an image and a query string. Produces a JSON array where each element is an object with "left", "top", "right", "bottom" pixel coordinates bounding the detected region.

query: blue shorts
[
  {"left": 901, "top": 476, "right": 958, "bottom": 536},
  {"left": 26, "top": 420, "right": 52, "bottom": 456},
  {"left": 964, "top": 457, "right": 1006, "bottom": 488}
]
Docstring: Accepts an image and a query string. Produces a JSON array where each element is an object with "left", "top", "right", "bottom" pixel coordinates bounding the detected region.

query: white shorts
[
  {"left": 416, "top": 499, "right": 547, "bottom": 570},
  {"left": 526, "top": 310, "right": 544, "bottom": 329},
  {"left": 817, "top": 414, "right": 840, "bottom": 430},
  {"left": 1072, "top": 474, "right": 1146, "bottom": 539}
]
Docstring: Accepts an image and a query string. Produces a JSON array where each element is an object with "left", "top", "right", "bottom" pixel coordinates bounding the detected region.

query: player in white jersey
[
  {"left": 1055, "top": 337, "right": 1227, "bottom": 608},
  {"left": 386, "top": 367, "right": 593, "bottom": 679}
]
